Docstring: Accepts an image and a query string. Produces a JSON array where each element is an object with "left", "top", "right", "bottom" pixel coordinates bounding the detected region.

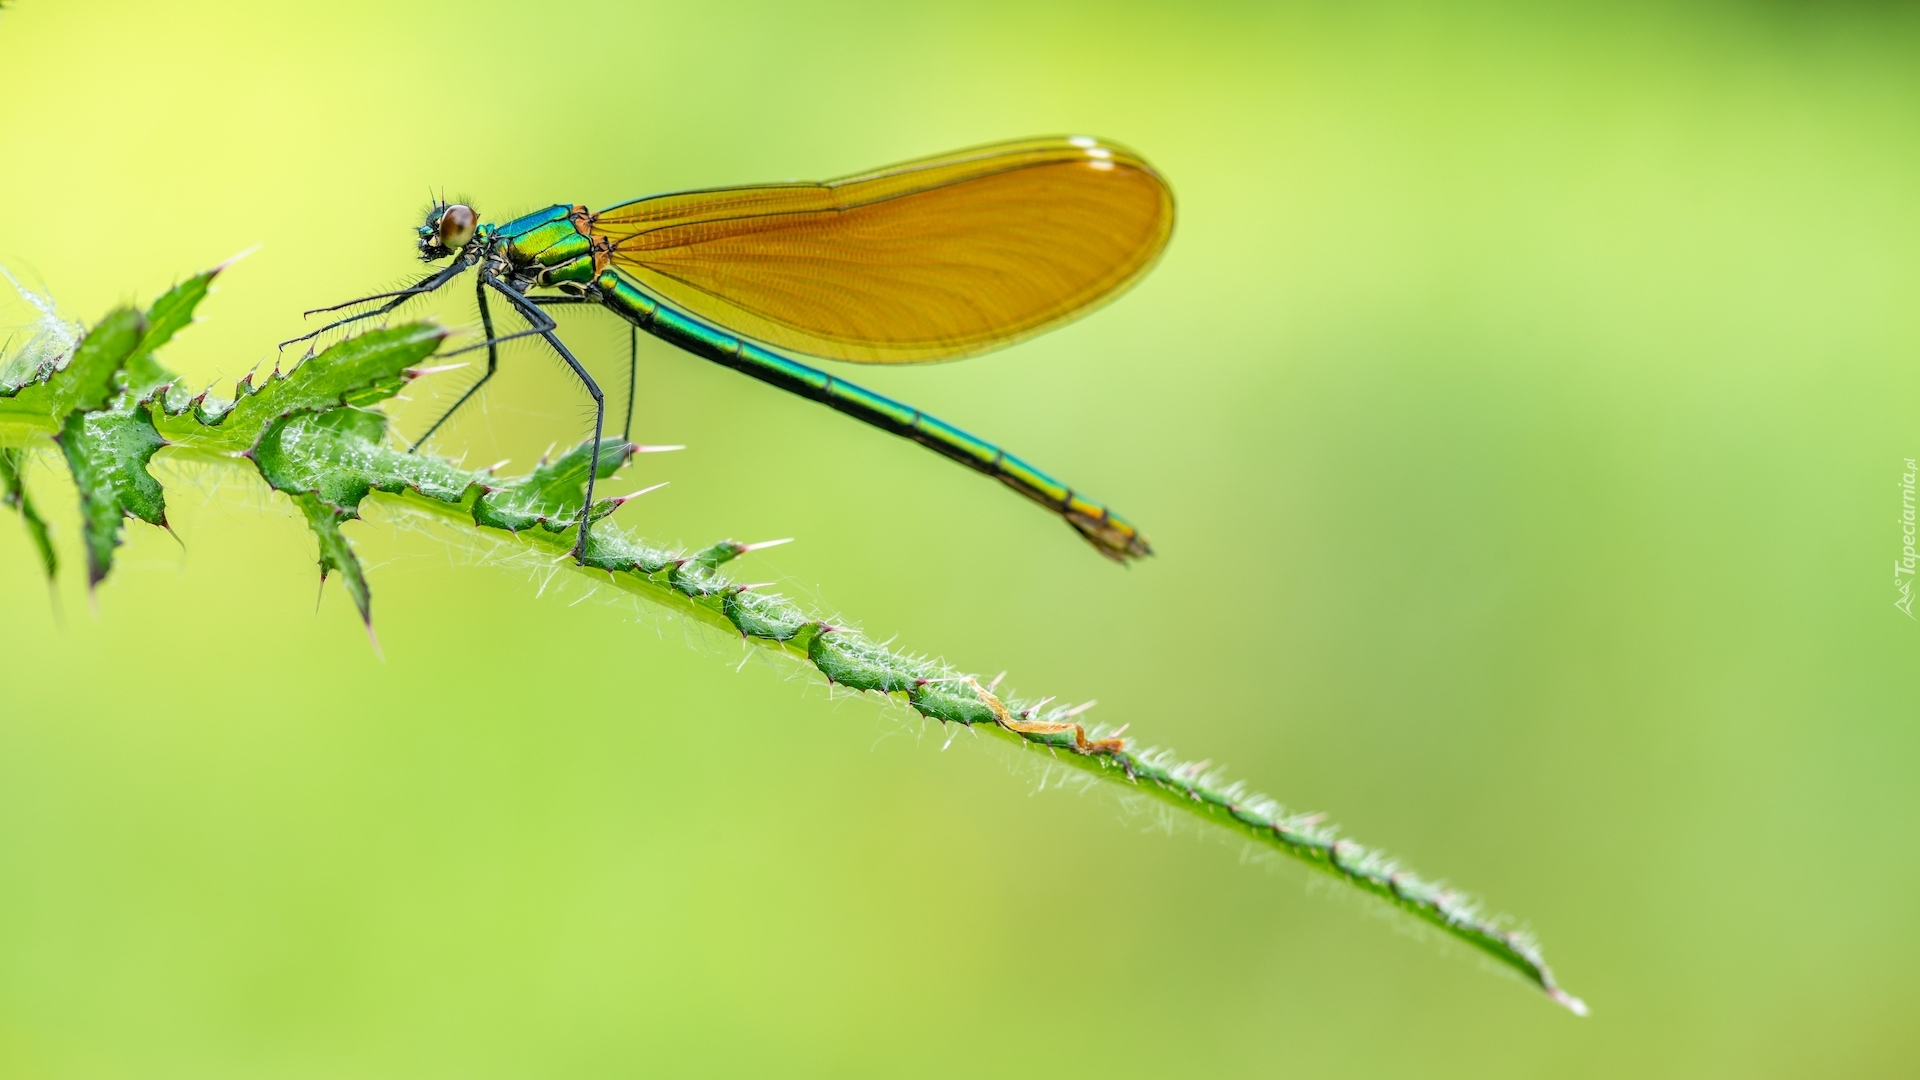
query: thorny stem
[
  {"left": 364, "top": 482, "right": 1586, "bottom": 1014},
  {"left": 0, "top": 268, "right": 1584, "bottom": 1014}
]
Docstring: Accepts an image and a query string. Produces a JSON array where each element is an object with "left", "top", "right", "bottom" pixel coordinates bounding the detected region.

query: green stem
[
  {"left": 0, "top": 264, "right": 1585, "bottom": 1014},
  {"left": 394, "top": 486, "right": 1589, "bottom": 1014}
]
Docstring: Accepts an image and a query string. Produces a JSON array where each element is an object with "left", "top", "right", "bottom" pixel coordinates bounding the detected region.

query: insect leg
[
  {"left": 302, "top": 275, "right": 444, "bottom": 316},
  {"left": 625, "top": 324, "right": 638, "bottom": 440},
  {"left": 407, "top": 275, "right": 502, "bottom": 453},
  {"left": 484, "top": 275, "right": 608, "bottom": 561},
  {"left": 523, "top": 296, "right": 636, "bottom": 437},
  {"left": 280, "top": 258, "right": 473, "bottom": 351},
  {"left": 528, "top": 293, "right": 636, "bottom": 438}
]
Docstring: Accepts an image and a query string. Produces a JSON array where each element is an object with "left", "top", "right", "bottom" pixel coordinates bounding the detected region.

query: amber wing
[{"left": 589, "top": 137, "right": 1174, "bottom": 364}]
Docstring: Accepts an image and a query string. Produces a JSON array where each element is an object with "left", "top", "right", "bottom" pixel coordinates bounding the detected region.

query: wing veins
[
  {"left": 597, "top": 157, "right": 1116, "bottom": 245},
  {"left": 590, "top": 137, "right": 1172, "bottom": 363},
  {"left": 617, "top": 264, "right": 989, "bottom": 352}
]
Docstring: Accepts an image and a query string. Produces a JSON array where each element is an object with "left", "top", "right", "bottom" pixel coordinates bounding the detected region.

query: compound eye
[{"left": 437, "top": 204, "right": 477, "bottom": 249}]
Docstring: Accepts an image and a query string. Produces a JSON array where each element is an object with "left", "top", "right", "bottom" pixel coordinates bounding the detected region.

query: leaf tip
[
  {"left": 1549, "top": 988, "right": 1588, "bottom": 1016},
  {"left": 215, "top": 244, "right": 262, "bottom": 274},
  {"left": 610, "top": 481, "right": 669, "bottom": 506}
]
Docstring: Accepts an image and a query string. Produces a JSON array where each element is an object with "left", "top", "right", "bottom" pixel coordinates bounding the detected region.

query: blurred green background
[{"left": 2, "top": 0, "right": 1916, "bottom": 1075}]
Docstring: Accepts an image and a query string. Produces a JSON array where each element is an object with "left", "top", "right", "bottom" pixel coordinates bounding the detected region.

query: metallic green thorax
[{"left": 480, "top": 204, "right": 1150, "bottom": 561}]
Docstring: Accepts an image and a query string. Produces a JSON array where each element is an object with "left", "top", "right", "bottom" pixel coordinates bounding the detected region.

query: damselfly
[{"left": 286, "top": 137, "right": 1175, "bottom": 562}]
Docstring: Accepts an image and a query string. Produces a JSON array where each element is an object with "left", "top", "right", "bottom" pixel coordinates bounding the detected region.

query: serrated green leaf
[
  {"left": 0, "top": 308, "right": 146, "bottom": 431},
  {"left": 0, "top": 446, "right": 56, "bottom": 580},
  {"left": 289, "top": 490, "right": 372, "bottom": 627},
  {"left": 7, "top": 262, "right": 233, "bottom": 586},
  {"left": 472, "top": 437, "right": 634, "bottom": 533},
  {"left": 55, "top": 405, "right": 167, "bottom": 585},
  {"left": 668, "top": 539, "right": 751, "bottom": 597},
  {"left": 255, "top": 408, "right": 486, "bottom": 513},
  {"left": 722, "top": 588, "right": 810, "bottom": 641},
  {"left": 154, "top": 323, "right": 445, "bottom": 452},
  {"left": 124, "top": 265, "right": 222, "bottom": 397},
  {"left": 252, "top": 410, "right": 642, "bottom": 635},
  {"left": 255, "top": 408, "right": 490, "bottom": 627},
  {"left": 577, "top": 526, "right": 678, "bottom": 575},
  {"left": 196, "top": 327, "right": 415, "bottom": 625},
  {"left": 809, "top": 630, "right": 922, "bottom": 693}
]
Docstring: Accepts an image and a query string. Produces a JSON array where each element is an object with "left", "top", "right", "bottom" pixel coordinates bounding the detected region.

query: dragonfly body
[{"left": 288, "top": 138, "right": 1173, "bottom": 562}]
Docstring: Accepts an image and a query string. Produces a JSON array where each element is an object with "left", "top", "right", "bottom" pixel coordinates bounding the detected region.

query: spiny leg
[
  {"left": 413, "top": 290, "right": 606, "bottom": 449},
  {"left": 436, "top": 294, "right": 594, "bottom": 361},
  {"left": 485, "top": 276, "right": 607, "bottom": 561},
  {"left": 303, "top": 277, "right": 443, "bottom": 316},
  {"left": 279, "top": 259, "right": 472, "bottom": 352},
  {"left": 408, "top": 275, "right": 502, "bottom": 453},
  {"left": 524, "top": 296, "right": 635, "bottom": 439},
  {"left": 625, "top": 324, "right": 638, "bottom": 441}
]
